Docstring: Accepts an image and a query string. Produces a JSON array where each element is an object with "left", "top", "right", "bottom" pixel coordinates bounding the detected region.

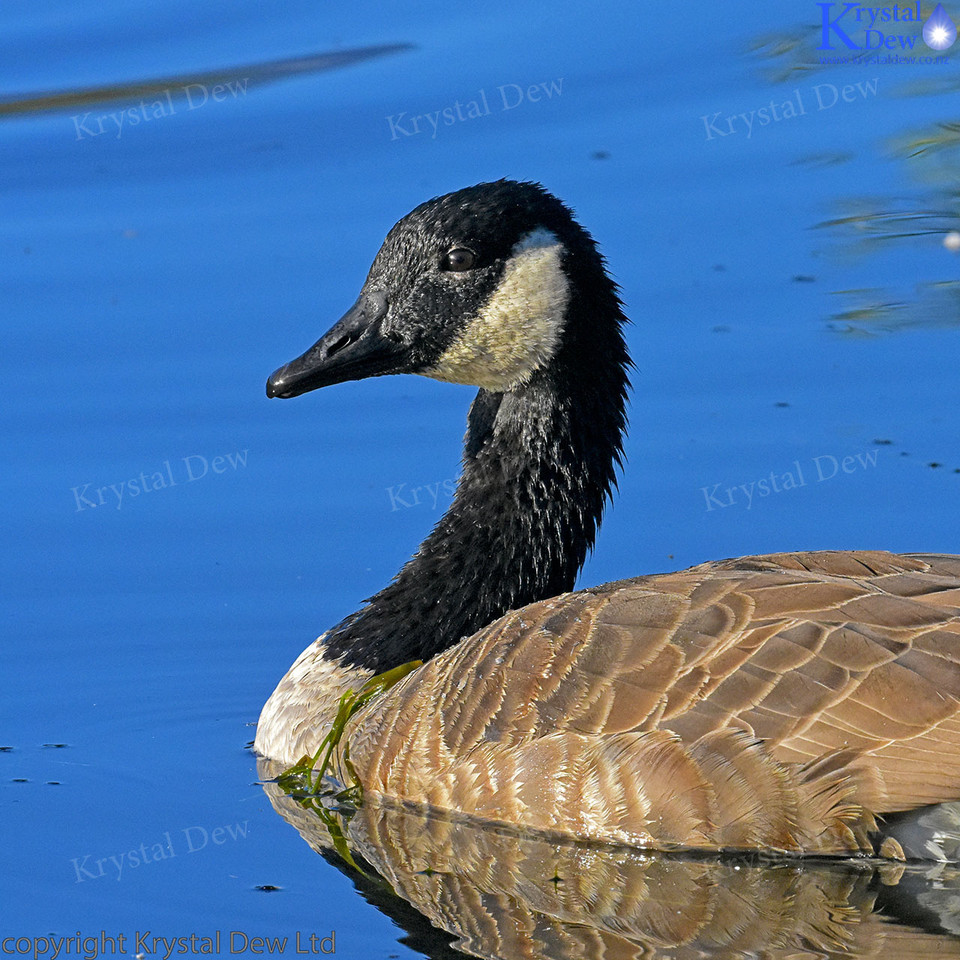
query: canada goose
[{"left": 256, "top": 179, "right": 960, "bottom": 857}]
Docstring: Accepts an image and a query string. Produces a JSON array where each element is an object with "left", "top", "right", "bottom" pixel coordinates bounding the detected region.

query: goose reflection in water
[{"left": 260, "top": 758, "right": 960, "bottom": 960}]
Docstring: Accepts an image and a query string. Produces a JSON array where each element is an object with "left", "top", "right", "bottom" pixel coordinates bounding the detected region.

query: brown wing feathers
[{"left": 345, "top": 551, "right": 960, "bottom": 853}]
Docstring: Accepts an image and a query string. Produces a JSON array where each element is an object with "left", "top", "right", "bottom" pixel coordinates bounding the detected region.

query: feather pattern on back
[{"left": 342, "top": 551, "right": 960, "bottom": 853}]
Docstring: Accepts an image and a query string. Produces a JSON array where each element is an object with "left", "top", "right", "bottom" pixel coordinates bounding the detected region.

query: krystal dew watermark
[
  {"left": 817, "top": 2, "right": 957, "bottom": 53},
  {"left": 386, "top": 77, "right": 563, "bottom": 141},
  {"left": 0, "top": 930, "right": 335, "bottom": 959},
  {"left": 71, "top": 78, "right": 250, "bottom": 141},
  {"left": 701, "top": 449, "right": 880, "bottom": 512},
  {"left": 70, "top": 820, "right": 249, "bottom": 884},
  {"left": 701, "top": 77, "right": 878, "bottom": 141},
  {"left": 386, "top": 477, "right": 456, "bottom": 511},
  {"left": 70, "top": 450, "right": 248, "bottom": 513}
]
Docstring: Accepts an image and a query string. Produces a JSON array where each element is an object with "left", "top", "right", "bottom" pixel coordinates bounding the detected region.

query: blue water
[{"left": 3, "top": 1, "right": 960, "bottom": 957}]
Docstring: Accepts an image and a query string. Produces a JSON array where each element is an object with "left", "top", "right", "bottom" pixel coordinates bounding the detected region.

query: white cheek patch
[{"left": 426, "top": 228, "right": 570, "bottom": 392}]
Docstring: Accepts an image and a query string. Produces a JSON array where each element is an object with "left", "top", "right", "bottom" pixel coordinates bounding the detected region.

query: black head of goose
[{"left": 256, "top": 179, "right": 960, "bottom": 858}]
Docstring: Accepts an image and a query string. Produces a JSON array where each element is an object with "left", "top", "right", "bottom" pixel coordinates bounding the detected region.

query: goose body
[{"left": 256, "top": 180, "right": 960, "bottom": 856}]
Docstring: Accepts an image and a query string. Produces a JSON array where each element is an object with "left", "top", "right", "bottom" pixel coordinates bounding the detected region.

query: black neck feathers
[{"left": 324, "top": 257, "right": 630, "bottom": 674}]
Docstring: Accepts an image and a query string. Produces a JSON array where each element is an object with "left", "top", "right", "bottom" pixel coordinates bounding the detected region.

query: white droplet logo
[{"left": 923, "top": 3, "right": 957, "bottom": 50}]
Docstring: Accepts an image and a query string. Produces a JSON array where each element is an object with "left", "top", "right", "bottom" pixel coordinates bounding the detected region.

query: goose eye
[{"left": 441, "top": 248, "right": 476, "bottom": 272}]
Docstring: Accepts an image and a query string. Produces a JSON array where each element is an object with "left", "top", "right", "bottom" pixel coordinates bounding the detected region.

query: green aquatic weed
[{"left": 278, "top": 659, "right": 423, "bottom": 803}]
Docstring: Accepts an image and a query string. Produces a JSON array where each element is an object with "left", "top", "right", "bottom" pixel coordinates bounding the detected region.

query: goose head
[
  {"left": 266, "top": 179, "right": 624, "bottom": 399},
  {"left": 262, "top": 180, "right": 629, "bottom": 674}
]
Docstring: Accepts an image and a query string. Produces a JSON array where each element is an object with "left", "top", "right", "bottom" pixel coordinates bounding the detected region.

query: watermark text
[
  {"left": 701, "top": 449, "right": 880, "bottom": 511},
  {"left": 70, "top": 820, "right": 249, "bottom": 884},
  {"left": 701, "top": 77, "right": 879, "bottom": 141},
  {"left": 0, "top": 929, "right": 335, "bottom": 958},
  {"left": 387, "top": 78, "right": 563, "bottom": 141},
  {"left": 72, "top": 78, "right": 249, "bottom": 141},
  {"left": 71, "top": 450, "right": 249, "bottom": 513},
  {"left": 386, "top": 477, "right": 456, "bottom": 511}
]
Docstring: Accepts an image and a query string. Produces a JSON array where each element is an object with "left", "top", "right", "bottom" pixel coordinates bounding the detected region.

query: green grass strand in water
[{"left": 278, "top": 659, "right": 423, "bottom": 802}]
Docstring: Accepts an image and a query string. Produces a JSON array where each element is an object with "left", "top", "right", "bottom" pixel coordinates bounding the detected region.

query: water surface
[{"left": 3, "top": 2, "right": 960, "bottom": 957}]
